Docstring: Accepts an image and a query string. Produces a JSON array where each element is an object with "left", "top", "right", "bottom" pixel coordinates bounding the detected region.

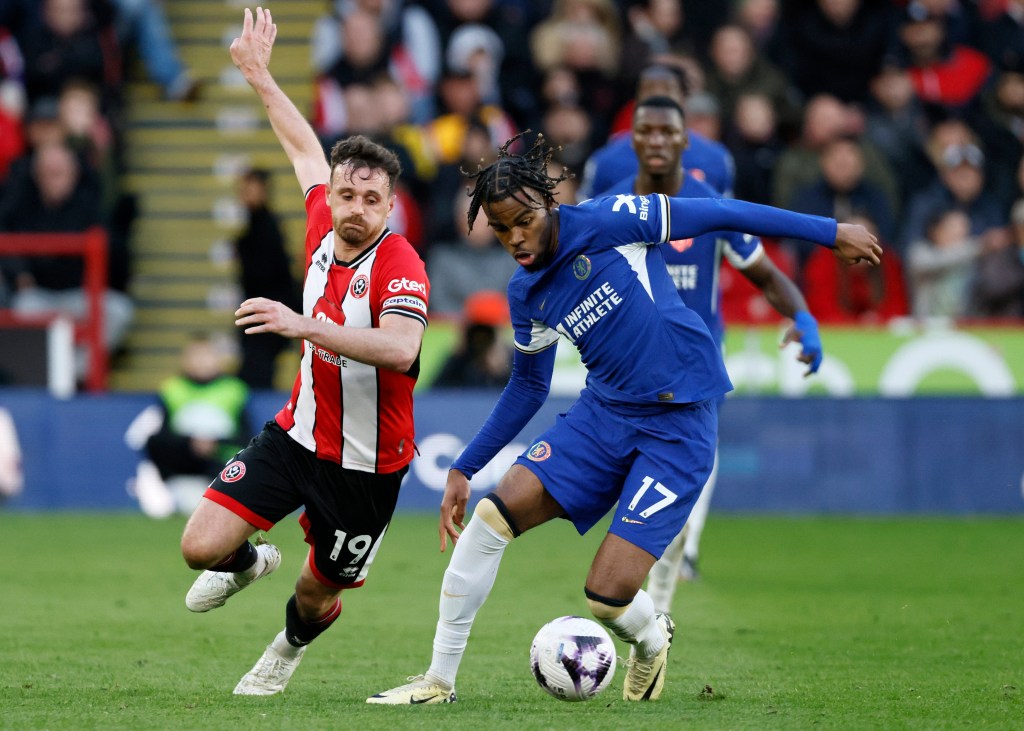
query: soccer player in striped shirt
[
  {"left": 368, "top": 134, "right": 879, "bottom": 704},
  {"left": 179, "top": 8, "right": 429, "bottom": 696}
]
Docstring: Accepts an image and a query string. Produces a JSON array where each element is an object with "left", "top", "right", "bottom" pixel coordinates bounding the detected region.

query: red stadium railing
[{"left": 0, "top": 228, "right": 109, "bottom": 391}]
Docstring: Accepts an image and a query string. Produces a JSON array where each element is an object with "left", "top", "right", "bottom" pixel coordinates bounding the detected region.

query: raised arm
[{"left": 230, "top": 7, "right": 330, "bottom": 193}]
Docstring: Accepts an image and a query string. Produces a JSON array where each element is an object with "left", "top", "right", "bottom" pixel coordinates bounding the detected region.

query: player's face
[
  {"left": 632, "top": 107, "right": 687, "bottom": 177},
  {"left": 326, "top": 163, "right": 395, "bottom": 248},
  {"left": 484, "top": 188, "right": 553, "bottom": 269}
]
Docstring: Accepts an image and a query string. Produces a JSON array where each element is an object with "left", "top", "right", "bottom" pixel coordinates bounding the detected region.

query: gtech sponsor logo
[{"left": 388, "top": 277, "right": 427, "bottom": 294}]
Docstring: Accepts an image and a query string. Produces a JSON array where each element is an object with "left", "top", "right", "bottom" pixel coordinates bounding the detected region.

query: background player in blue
[
  {"left": 599, "top": 95, "right": 822, "bottom": 610},
  {"left": 368, "top": 136, "right": 880, "bottom": 705},
  {"left": 578, "top": 63, "right": 735, "bottom": 201}
]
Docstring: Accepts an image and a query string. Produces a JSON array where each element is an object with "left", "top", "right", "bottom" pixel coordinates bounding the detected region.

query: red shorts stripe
[{"left": 203, "top": 488, "right": 275, "bottom": 531}]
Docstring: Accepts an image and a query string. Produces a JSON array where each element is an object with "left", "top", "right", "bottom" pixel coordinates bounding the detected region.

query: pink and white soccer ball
[{"left": 529, "top": 615, "right": 617, "bottom": 701}]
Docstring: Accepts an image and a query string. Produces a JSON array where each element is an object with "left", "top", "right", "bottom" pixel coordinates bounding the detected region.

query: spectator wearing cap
[
  {"left": 431, "top": 289, "right": 512, "bottom": 389},
  {"left": 900, "top": 137, "right": 1007, "bottom": 255}
]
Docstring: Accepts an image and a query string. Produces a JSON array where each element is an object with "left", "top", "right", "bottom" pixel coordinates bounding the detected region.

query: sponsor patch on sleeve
[{"left": 382, "top": 295, "right": 428, "bottom": 315}]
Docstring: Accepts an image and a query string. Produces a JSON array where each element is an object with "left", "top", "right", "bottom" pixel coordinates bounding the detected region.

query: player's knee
[
  {"left": 585, "top": 589, "right": 631, "bottom": 622},
  {"left": 180, "top": 533, "right": 225, "bottom": 569},
  {"left": 474, "top": 494, "right": 518, "bottom": 541}
]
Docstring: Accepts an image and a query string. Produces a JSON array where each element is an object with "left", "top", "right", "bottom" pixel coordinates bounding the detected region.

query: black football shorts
[{"left": 205, "top": 421, "right": 405, "bottom": 589}]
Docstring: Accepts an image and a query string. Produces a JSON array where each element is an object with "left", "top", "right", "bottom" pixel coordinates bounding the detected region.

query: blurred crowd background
[{"left": 1, "top": 0, "right": 1024, "bottom": 392}]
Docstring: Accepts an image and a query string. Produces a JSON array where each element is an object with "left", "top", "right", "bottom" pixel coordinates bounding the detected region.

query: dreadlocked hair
[{"left": 464, "top": 132, "right": 573, "bottom": 232}]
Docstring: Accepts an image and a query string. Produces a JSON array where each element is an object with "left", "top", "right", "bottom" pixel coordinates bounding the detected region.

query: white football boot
[
  {"left": 366, "top": 675, "right": 458, "bottom": 704},
  {"left": 622, "top": 612, "right": 676, "bottom": 701},
  {"left": 186, "top": 541, "right": 281, "bottom": 613},
  {"left": 234, "top": 631, "right": 306, "bottom": 696}
]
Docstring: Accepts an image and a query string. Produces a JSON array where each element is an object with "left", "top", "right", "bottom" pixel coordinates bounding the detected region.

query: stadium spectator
[
  {"left": 900, "top": 138, "right": 1006, "bottom": 253},
  {"left": 703, "top": 22, "right": 800, "bottom": 135},
  {"left": 725, "top": 92, "right": 784, "bottom": 205},
  {"left": 311, "top": 0, "right": 441, "bottom": 124},
  {"left": 431, "top": 289, "right": 512, "bottom": 388},
  {"left": 19, "top": 0, "right": 120, "bottom": 108},
  {"left": 894, "top": 1, "right": 992, "bottom": 113},
  {"left": 802, "top": 213, "right": 908, "bottom": 323},
  {"left": 540, "top": 101, "right": 594, "bottom": 169},
  {"left": 774, "top": 0, "right": 892, "bottom": 105},
  {"left": 598, "top": 94, "right": 824, "bottom": 605},
  {"left": 368, "top": 134, "right": 880, "bottom": 706},
  {"left": 788, "top": 135, "right": 896, "bottom": 267},
  {"left": 180, "top": 8, "right": 429, "bottom": 698},
  {"left": 682, "top": 90, "right": 722, "bottom": 142},
  {"left": 863, "top": 64, "right": 933, "bottom": 208},
  {"left": 978, "top": 0, "right": 1024, "bottom": 73},
  {"left": 970, "top": 197, "right": 1024, "bottom": 318},
  {"left": 313, "top": 7, "right": 391, "bottom": 141},
  {"left": 977, "top": 60, "right": 1024, "bottom": 210},
  {"left": 132, "top": 333, "right": 252, "bottom": 518},
  {"left": 233, "top": 167, "right": 299, "bottom": 390},
  {"left": 529, "top": 0, "right": 621, "bottom": 143},
  {"left": 429, "top": 0, "right": 541, "bottom": 127},
  {"left": 426, "top": 186, "right": 518, "bottom": 316},
  {"left": 110, "top": 0, "right": 200, "bottom": 101},
  {"left": 0, "top": 141, "right": 133, "bottom": 376},
  {"left": 771, "top": 94, "right": 899, "bottom": 217},
  {"left": 906, "top": 209, "right": 981, "bottom": 318},
  {"left": 618, "top": 0, "right": 690, "bottom": 92}
]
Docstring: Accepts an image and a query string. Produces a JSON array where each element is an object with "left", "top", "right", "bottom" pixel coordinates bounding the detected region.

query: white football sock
[
  {"left": 598, "top": 589, "right": 664, "bottom": 658},
  {"left": 426, "top": 514, "right": 509, "bottom": 687}
]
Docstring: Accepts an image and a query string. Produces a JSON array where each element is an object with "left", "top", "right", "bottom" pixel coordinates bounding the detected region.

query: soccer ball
[{"left": 529, "top": 615, "right": 617, "bottom": 701}]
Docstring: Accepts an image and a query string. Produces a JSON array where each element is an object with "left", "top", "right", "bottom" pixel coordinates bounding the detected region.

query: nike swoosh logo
[
  {"left": 539, "top": 297, "right": 547, "bottom": 311},
  {"left": 410, "top": 696, "right": 434, "bottom": 704},
  {"left": 442, "top": 590, "right": 468, "bottom": 598}
]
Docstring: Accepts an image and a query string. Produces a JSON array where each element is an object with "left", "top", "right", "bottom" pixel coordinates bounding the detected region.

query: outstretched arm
[
  {"left": 662, "top": 197, "right": 882, "bottom": 265},
  {"left": 741, "top": 253, "right": 822, "bottom": 376},
  {"left": 230, "top": 7, "right": 330, "bottom": 193}
]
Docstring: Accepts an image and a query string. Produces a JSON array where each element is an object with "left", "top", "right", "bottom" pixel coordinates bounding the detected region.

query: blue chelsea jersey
[
  {"left": 599, "top": 174, "right": 763, "bottom": 346},
  {"left": 507, "top": 195, "right": 734, "bottom": 408}
]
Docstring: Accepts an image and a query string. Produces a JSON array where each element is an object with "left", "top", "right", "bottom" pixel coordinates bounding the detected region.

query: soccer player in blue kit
[
  {"left": 368, "top": 136, "right": 881, "bottom": 705},
  {"left": 599, "top": 94, "right": 823, "bottom": 610},
  {"left": 578, "top": 63, "right": 735, "bottom": 202}
]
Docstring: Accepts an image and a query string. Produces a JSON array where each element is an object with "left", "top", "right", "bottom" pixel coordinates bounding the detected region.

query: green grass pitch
[{"left": 2, "top": 513, "right": 1022, "bottom": 730}]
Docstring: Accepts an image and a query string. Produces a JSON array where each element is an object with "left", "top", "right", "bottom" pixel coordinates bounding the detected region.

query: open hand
[{"left": 229, "top": 7, "right": 277, "bottom": 80}]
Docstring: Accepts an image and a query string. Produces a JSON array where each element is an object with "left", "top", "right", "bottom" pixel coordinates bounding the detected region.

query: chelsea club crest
[{"left": 573, "top": 255, "right": 591, "bottom": 280}]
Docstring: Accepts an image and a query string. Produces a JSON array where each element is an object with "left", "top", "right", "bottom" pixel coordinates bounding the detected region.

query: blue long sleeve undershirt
[
  {"left": 450, "top": 342, "right": 556, "bottom": 479},
  {"left": 665, "top": 197, "right": 837, "bottom": 246}
]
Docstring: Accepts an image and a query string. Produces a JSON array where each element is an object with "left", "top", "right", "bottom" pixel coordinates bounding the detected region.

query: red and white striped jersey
[{"left": 275, "top": 184, "right": 429, "bottom": 473}]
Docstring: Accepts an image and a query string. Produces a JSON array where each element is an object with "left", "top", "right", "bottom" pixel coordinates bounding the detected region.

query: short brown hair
[{"left": 328, "top": 135, "right": 402, "bottom": 192}]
